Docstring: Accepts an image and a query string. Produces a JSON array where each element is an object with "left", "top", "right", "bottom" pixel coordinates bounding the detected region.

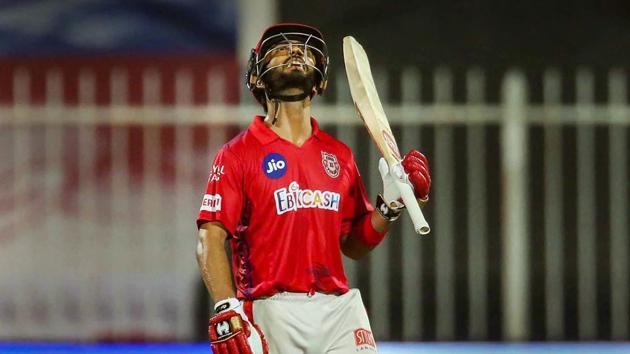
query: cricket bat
[{"left": 343, "top": 36, "right": 430, "bottom": 235}]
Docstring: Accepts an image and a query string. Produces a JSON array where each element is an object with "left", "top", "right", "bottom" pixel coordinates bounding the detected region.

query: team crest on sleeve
[{"left": 321, "top": 151, "right": 340, "bottom": 178}]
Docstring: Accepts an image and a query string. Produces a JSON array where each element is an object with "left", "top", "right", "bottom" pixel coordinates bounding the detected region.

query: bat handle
[{"left": 395, "top": 180, "right": 431, "bottom": 235}]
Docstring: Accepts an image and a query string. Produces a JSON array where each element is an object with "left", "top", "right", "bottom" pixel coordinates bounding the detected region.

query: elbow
[
  {"left": 341, "top": 213, "right": 382, "bottom": 260},
  {"left": 196, "top": 222, "right": 228, "bottom": 264},
  {"left": 341, "top": 247, "right": 357, "bottom": 260},
  {"left": 341, "top": 235, "right": 371, "bottom": 260},
  {"left": 196, "top": 238, "right": 203, "bottom": 256},
  {"left": 343, "top": 250, "right": 363, "bottom": 261},
  {"left": 347, "top": 248, "right": 372, "bottom": 261},
  {"left": 195, "top": 233, "right": 206, "bottom": 267}
]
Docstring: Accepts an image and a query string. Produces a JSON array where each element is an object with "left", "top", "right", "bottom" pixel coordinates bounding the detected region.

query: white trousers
[{"left": 248, "top": 289, "right": 378, "bottom": 354}]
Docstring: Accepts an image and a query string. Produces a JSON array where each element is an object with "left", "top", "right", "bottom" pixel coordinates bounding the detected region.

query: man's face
[
  {"left": 261, "top": 40, "right": 317, "bottom": 95},
  {"left": 264, "top": 40, "right": 316, "bottom": 72}
]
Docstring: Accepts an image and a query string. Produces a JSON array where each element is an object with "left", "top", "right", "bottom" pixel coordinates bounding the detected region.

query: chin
[{"left": 267, "top": 69, "right": 315, "bottom": 94}]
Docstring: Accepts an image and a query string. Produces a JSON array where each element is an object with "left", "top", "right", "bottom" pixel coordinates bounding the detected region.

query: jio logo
[{"left": 262, "top": 153, "right": 287, "bottom": 179}]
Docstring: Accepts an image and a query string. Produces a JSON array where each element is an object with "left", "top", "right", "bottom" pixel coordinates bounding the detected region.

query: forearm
[
  {"left": 342, "top": 210, "right": 392, "bottom": 260},
  {"left": 196, "top": 223, "right": 236, "bottom": 303},
  {"left": 370, "top": 207, "right": 392, "bottom": 233}
]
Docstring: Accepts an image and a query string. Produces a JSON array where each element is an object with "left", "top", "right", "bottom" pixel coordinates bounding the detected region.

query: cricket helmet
[{"left": 246, "top": 23, "right": 329, "bottom": 107}]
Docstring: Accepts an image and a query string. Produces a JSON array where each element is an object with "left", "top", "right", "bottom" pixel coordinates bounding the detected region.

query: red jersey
[{"left": 197, "top": 116, "right": 373, "bottom": 300}]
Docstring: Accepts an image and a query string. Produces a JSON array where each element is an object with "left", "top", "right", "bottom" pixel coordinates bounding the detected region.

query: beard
[{"left": 264, "top": 65, "right": 316, "bottom": 96}]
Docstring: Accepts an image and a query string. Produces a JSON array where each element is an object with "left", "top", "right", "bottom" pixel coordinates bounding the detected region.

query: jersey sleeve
[
  {"left": 340, "top": 154, "right": 374, "bottom": 236},
  {"left": 196, "top": 146, "right": 244, "bottom": 236}
]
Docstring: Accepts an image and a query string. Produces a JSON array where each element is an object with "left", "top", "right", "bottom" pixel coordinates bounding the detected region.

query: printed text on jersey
[{"left": 274, "top": 181, "right": 341, "bottom": 215}]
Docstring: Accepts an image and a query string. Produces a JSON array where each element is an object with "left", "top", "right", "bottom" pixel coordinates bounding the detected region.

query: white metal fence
[{"left": 0, "top": 65, "right": 628, "bottom": 342}]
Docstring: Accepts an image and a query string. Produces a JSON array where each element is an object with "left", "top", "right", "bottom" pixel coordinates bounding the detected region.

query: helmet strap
[
  {"left": 261, "top": 74, "right": 315, "bottom": 125},
  {"left": 272, "top": 99, "right": 280, "bottom": 125},
  {"left": 265, "top": 92, "right": 311, "bottom": 126},
  {"left": 267, "top": 91, "right": 310, "bottom": 102},
  {"left": 263, "top": 85, "right": 311, "bottom": 122}
]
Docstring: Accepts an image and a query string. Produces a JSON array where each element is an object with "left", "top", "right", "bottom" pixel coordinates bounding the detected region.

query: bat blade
[
  {"left": 343, "top": 37, "right": 401, "bottom": 165},
  {"left": 343, "top": 36, "right": 430, "bottom": 235}
]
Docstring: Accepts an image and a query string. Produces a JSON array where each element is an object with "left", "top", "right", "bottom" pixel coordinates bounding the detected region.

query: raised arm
[
  {"left": 341, "top": 210, "right": 392, "bottom": 260},
  {"left": 341, "top": 149, "right": 431, "bottom": 260}
]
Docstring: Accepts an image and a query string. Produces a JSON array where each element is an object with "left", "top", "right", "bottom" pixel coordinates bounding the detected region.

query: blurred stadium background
[{"left": 0, "top": 0, "right": 628, "bottom": 352}]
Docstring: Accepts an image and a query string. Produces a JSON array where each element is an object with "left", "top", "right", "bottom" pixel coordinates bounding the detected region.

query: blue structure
[
  {"left": 0, "top": 343, "right": 628, "bottom": 354},
  {"left": 0, "top": 0, "right": 236, "bottom": 55}
]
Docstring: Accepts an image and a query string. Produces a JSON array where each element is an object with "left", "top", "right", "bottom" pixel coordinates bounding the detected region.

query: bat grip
[{"left": 395, "top": 180, "right": 431, "bottom": 235}]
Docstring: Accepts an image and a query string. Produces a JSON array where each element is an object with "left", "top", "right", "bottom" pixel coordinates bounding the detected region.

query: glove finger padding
[
  {"left": 227, "top": 339, "right": 241, "bottom": 354},
  {"left": 401, "top": 160, "right": 424, "bottom": 174},
  {"left": 214, "top": 342, "right": 228, "bottom": 354},
  {"left": 218, "top": 342, "right": 229, "bottom": 354},
  {"left": 402, "top": 149, "right": 431, "bottom": 200},
  {"left": 408, "top": 171, "right": 429, "bottom": 201},
  {"left": 405, "top": 149, "right": 429, "bottom": 166}
]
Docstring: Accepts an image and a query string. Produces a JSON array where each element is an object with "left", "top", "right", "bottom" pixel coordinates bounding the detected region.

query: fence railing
[{"left": 0, "top": 64, "right": 628, "bottom": 342}]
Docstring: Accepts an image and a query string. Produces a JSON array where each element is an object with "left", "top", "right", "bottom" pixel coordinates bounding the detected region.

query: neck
[{"left": 264, "top": 99, "right": 312, "bottom": 146}]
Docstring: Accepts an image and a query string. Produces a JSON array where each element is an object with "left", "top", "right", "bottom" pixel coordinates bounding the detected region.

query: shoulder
[{"left": 219, "top": 129, "right": 260, "bottom": 157}]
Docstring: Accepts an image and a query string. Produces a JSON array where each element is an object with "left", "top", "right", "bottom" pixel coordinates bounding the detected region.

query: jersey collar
[{"left": 249, "top": 115, "right": 322, "bottom": 145}]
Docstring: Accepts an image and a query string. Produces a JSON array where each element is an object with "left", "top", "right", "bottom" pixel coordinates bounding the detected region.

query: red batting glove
[
  {"left": 401, "top": 149, "right": 431, "bottom": 202},
  {"left": 208, "top": 298, "right": 268, "bottom": 354}
]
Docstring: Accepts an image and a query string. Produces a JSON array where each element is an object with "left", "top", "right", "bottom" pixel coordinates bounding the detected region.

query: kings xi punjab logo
[{"left": 321, "top": 151, "right": 340, "bottom": 178}]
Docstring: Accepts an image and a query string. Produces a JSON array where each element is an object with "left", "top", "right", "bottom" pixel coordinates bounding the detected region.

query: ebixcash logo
[{"left": 274, "top": 181, "right": 340, "bottom": 215}]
